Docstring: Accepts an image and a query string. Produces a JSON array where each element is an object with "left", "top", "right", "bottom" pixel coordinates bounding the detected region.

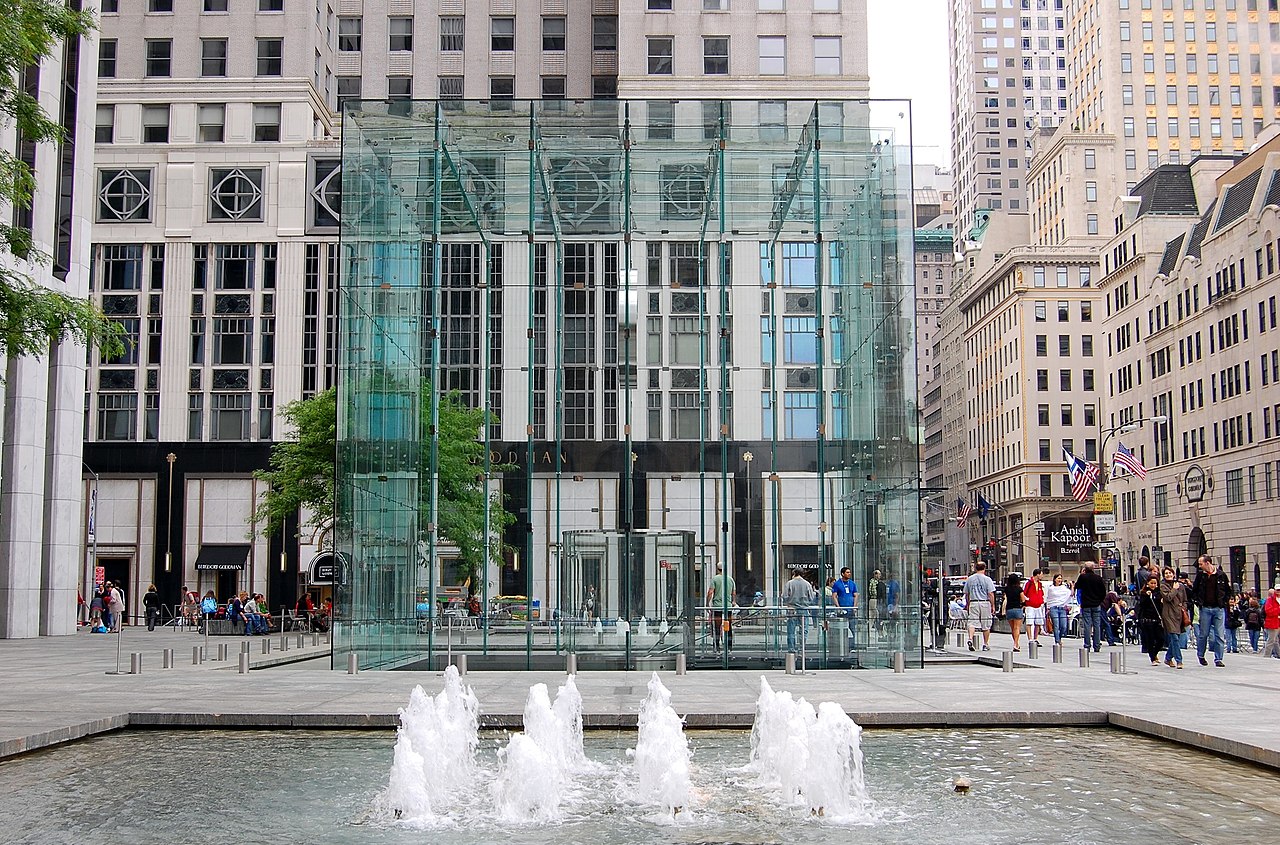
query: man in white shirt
[{"left": 963, "top": 561, "right": 997, "bottom": 651}]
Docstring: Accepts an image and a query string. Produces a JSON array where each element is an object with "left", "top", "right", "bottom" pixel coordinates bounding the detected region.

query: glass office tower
[{"left": 335, "top": 99, "right": 918, "bottom": 670}]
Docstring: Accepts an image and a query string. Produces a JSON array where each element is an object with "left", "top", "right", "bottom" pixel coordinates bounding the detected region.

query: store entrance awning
[{"left": 194, "top": 544, "right": 250, "bottom": 571}]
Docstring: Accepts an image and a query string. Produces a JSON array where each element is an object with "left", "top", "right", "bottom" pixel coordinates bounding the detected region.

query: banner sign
[{"left": 1041, "top": 514, "right": 1098, "bottom": 562}]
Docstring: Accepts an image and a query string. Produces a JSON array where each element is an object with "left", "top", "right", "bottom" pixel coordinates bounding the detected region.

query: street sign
[
  {"left": 1094, "top": 513, "right": 1116, "bottom": 532},
  {"left": 1093, "top": 491, "right": 1114, "bottom": 514}
]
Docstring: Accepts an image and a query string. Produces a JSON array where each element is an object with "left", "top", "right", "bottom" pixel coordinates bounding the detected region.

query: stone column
[
  {"left": 42, "top": 340, "right": 87, "bottom": 635},
  {"left": 0, "top": 352, "right": 52, "bottom": 638}
]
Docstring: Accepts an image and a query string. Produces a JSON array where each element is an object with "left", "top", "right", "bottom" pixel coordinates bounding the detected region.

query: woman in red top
[
  {"left": 1023, "top": 568, "right": 1047, "bottom": 643},
  {"left": 1263, "top": 589, "right": 1280, "bottom": 659}
]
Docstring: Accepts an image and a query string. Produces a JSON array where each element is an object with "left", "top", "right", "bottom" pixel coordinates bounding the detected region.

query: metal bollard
[
  {"left": 296, "top": 634, "right": 305, "bottom": 649},
  {"left": 893, "top": 651, "right": 906, "bottom": 673},
  {"left": 193, "top": 646, "right": 202, "bottom": 665},
  {"left": 955, "top": 632, "right": 964, "bottom": 648},
  {"left": 312, "top": 633, "right": 320, "bottom": 647},
  {"left": 1052, "top": 643, "right": 1063, "bottom": 663},
  {"left": 675, "top": 653, "right": 687, "bottom": 675},
  {"left": 217, "top": 643, "right": 229, "bottom": 662},
  {"left": 281, "top": 635, "right": 289, "bottom": 651},
  {"left": 1110, "top": 651, "right": 1123, "bottom": 674},
  {"left": 239, "top": 652, "right": 250, "bottom": 674},
  {"left": 241, "top": 641, "right": 251, "bottom": 655},
  {"left": 262, "top": 638, "right": 271, "bottom": 654},
  {"left": 163, "top": 648, "right": 174, "bottom": 669},
  {"left": 1079, "top": 648, "right": 1090, "bottom": 668},
  {"left": 454, "top": 654, "right": 468, "bottom": 676},
  {"left": 785, "top": 652, "right": 797, "bottom": 675},
  {"left": 129, "top": 652, "right": 142, "bottom": 675},
  {"left": 566, "top": 653, "right": 577, "bottom": 675},
  {"left": 1027, "top": 640, "right": 1039, "bottom": 660},
  {"left": 347, "top": 652, "right": 358, "bottom": 674},
  {"left": 1001, "top": 651, "right": 1014, "bottom": 673}
]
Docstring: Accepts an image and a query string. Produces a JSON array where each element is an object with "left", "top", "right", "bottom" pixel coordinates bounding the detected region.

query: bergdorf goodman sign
[{"left": 1041, "top": 515, "right": 1098, "bottom": 562}]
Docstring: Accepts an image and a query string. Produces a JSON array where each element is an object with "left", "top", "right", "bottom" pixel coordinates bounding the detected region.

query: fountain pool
[{"left": 0, "top": 723, "right": 1277, "bottom": 845}]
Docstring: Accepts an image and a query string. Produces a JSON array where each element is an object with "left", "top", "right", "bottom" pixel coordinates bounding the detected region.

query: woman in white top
[{"left": 1043, "top": 573, "right": 1073, "bottom": 645}]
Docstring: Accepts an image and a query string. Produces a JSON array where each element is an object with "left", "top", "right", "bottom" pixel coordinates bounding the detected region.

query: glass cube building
[{"left": 334, "top": 99, "right": 919, "bottom": 670}]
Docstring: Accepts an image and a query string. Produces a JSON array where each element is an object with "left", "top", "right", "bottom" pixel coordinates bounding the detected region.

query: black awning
[{"left": 194, "top": 544, "right": 251, "bottom": 571}]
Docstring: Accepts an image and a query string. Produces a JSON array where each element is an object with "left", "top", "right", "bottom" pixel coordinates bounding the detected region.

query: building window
[
  {"left": 648, "top": 100, "right": 674, "bottom": 139},
  {"left": 97, "top": 393, "right": 137, "bottom": 441},
  {"left": 1086, "top": 213, "right": 1098, "bottom": 235},
  {"left": 145, "top": 39, "right": 172, "bottom": 77},
  {"left": 1084, "top": 148, "right": 1096, "bottom": 169},
  {"left": 440, "top": 17, "right": 464, "bottom": 52},
  {"left": 141, "top": 105, "right": 169, "bottom": 143},
  {"left": 198, "top": 104, "right": 225, "bottom": 143},
  {"left": 784, "top": 317, "right": 818, "bottom": 364},
  {"left": 703, "top": 37, "right": 728, "bottom": 74},
  {"left": 337, "top": 76, "right": 362, "bottom": 110},
  {"left": 259, "top": 0, "right": 283, "bottom": 10},
  {"left": 95, "top": 105, "right": 114, "bottom": 143},
  {"left": 758, "top": 36, "right": 785, "bottom": 75},
  {"left": 1154, "top": 484, "right": 1168, "bottom": 516},
  {"left": 213, "top": 317, "right": 252, "bottom": 365},
  {"left": 491, "top": 18, "right": 515, "bottom": 52},
  {"left": 213, "top": 243, "right": 255, "bottom": 289},
  {"left": 98, "top": 39, "right": 117, "bottom": 78},
  {"left": 813, "top": 36, "right": 841, "bottom": 75},
  {"left": 201, "top": 39, "right": 227, "bottom": 76},
  {"left": 257, "top": 38, "right": 283, "bottom": 76},
  {"left": 490, "top": 77, "right": 514, "bottom": 100},
  {"left": 648, "top": 0, "right": 673, "bottom": 9},
  {"left": 543, "top": 17, "right": 566, "bottom": 51},
  {"left": 592, "top": 76, "right": 617, "bottom": 99},
  {"left": 783, "top": 391, "right": 818, "bottom": 439},
  {"left": 1226, "top": 468, "right": 1244, "bottom": 505},
  {"left": 99, "top": 244, "right": 143, "bottom": 289},
  {"left": 593, "top": 16, "right": 617, "bottom": 50},
  {"left": 208, "top": 170, "right": 264, "bottom": 222},
  {"left": 648, "top": 37, "right": 673, "bottom": 74},
  {"left": 253, "top": 104, "right": 281, "bottom": 142},
  {"left": 211, "top": 393, "right": 250, "bottom": 441},
  {"left": 1085, "top": 181, "right": 1097, "bottom": 202},
  {"left": 389, "top": 17, "right": 413, "bottom": 52},
  {"left": 541, "top": 76, "right": 565, "bottom": 99},
  {"left": 338, "top": 17, "right": 362, "bottom": 52},
  {"left": 438, "top": 76, "right": 463, "bottom": 99}
]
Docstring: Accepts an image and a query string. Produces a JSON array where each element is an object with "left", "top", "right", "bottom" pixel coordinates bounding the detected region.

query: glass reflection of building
[{"left": 335, "top": 99, "right": 919, "bottom": 670}]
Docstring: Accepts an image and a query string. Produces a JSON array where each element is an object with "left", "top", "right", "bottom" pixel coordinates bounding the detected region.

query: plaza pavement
[{"left": 2, "top": 625, "right": 1279, "bottom": 771}]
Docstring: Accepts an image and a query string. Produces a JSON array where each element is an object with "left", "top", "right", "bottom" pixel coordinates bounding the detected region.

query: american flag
[
  {"left": 1064, "top": 448, "right": 1100, "bottom": 502},
  {"left": 1111, "top": 442, "right": 1148, "bottom": 480},
  {"left": 955, "top": 497, "right": 973, "bottom": 527}
]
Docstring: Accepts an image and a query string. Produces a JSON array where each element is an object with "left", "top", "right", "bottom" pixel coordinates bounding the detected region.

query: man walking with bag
[{"left": 1192, "top": 554, "right": 1232, "bottom": 667}]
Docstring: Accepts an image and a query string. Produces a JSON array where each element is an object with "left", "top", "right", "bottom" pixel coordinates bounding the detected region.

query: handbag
[
  {"left": 1044, "top": 612, "right": 1054, "bottom": 635},
  {"left": 1181, "top": 607, "right": 1192, "bottom": 628}
]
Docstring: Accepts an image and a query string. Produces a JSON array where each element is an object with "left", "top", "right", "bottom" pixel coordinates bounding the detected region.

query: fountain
[
  {"left": 375, "top": 665, "right": 479, "bottom": 824},
  {"left": 747, "top": 677, "right": 871, "bottom": 818},
  {"left": 628, "top": 672, "right": 691, "bottom": 815},
  {"left": 492, "top": 676, "right": 590, "bottom": 821}
]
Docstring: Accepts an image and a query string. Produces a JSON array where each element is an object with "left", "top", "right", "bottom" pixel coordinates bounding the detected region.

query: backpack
[{"left": 201, "top": 597, "right": 217, "bottom": 614}]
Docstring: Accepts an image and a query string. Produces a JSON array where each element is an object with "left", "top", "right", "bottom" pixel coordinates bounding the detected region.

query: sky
[{"left": 867, "top": 0, "right": 952, "bottom": 168}]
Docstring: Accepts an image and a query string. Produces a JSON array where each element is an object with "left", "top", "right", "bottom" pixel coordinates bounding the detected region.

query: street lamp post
[
  {"left": 82, "top": 462, "right": 99, "bottom": 627},
  {"left": 165, "top": 453, "right": 177, "bottom": 576}
]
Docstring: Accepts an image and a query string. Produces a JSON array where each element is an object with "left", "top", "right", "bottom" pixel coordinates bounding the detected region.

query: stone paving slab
[{"left": 1, "top": 628, "right": 1279, "bottom": 773}]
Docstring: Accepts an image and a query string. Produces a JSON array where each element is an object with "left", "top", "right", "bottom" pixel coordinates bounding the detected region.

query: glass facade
[{"left": 335, "top": 99, "right": 918, "bottom": 670}]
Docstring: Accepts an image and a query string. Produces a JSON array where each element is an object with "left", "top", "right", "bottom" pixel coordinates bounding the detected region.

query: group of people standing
[{"left": 84, "top": 582, "right": 126, "bottom": 632}]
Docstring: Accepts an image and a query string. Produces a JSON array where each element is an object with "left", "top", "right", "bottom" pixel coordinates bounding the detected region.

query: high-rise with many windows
[{"left": 82, "top": 1, "right": 913, "bottom": 670}]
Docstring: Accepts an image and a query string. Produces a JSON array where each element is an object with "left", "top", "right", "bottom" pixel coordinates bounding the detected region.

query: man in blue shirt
[{"left": 831, "top": 567, "right": 858, "bottom": 654}]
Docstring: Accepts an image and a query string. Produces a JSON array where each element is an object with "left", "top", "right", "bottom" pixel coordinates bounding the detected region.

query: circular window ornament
[
  {"left": 210, "top": 168, "right": 263, "bottom": 221},
  {"left": 99, "top": 170, "right": 151, "bottom": 220}
]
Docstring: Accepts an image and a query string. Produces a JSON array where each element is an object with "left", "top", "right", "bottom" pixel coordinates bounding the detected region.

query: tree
[
  {"left": 254, "top": 385, "right": 514, "bottom": 580},
  {"left": 0, "top": 1, "right": 122, "bottom": 360}
]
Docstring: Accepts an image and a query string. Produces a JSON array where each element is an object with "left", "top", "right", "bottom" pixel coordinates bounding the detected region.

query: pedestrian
[
  {"left": 199, "top": 589, "right": 217, "bottom": 633},
  {"left": 1262, "top": 589, "right": 1280, "bottom": 659},
  {"left": 1243, "top": 596, "right": 1263, "bottom": 652},
  {"left": 143, "top": 584, "right": 161, "bottom": 631},
  {"left": 866, "top": 569, "right": 885, "bottom": 634},
  {"left": 1075, "top": 561, "right": 1107, "bottom": 653},
  {"left": 1023, "top": 568, "right": 1046, "bottom": 643},
  {"left": 963, "top": 560, "right": 997, "bottom": 652},
  {"left": 1135, "top": 575, "right": 1164, "bottom": 665},
  {"left": 1043, "top": 572, "right": 1071, "bottom": 645},
  {"left": 705, "top": 562, "right": 736, "bottom": 654},
  {"left": 1134, "top": 555, "right": 1152, "bottom": 594},
  {"left": 180, "top": 585, "right": 199, "bottom": 629},
  {"left": 1191, "top": 554, "right": 1231, "bottom": 667},
  {"left": 1003, "top": 572, "right": 1025, "bottom": 651},
  {"left": 830, "top": 566, "right": 858, "bottom": 654},
  {"left": 1225, "top": 596, "right": 1243, "bottom": 654},
  {"left": 88, "top": 589, "right": 104, "bottom": 631},
  {"left": 781, "top": 568, "right": 816, "bottom": 655},
  {"left": 106, "top": 581, "right": 125, "bottom": 632},
  {"left": 1158, "top": 566, "right": 1190, "bottom": 668},
  {"left": 99, "top": 583, "right": 113, "bottom": 632}
]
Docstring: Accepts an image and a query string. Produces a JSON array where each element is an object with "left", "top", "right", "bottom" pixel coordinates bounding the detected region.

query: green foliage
[
  {"left": 0, "top": 1, "right": 122, "bottom": 361},
  {"left": 253, "top": 388, "right": 338, "bottom": 537},
  {"left": 255, "top": 384, "right": 514, "bottom": 580}
]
